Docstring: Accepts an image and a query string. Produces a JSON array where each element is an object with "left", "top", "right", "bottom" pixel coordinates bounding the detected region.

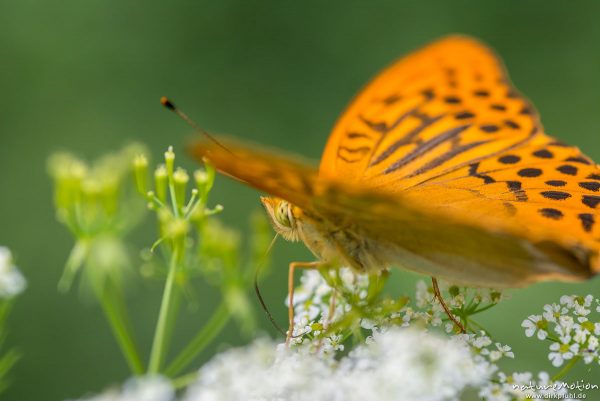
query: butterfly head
[{"left": 260, "top": 197, "right": 300, "bottom": 242}]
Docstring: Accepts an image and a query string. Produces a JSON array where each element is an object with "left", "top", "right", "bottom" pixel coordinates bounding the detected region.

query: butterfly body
[{"left": 191, "top": 35, "right": 599, "bottom": 288}]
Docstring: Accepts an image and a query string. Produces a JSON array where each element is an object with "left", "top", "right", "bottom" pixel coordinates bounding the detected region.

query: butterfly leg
[
  {"left": 325, "top": 287, "right": 338, "bottom": 330},
  {"left": 287, "top": 261, "right": 323, "bottom": 345},
  {"left": 313, "top": 287, "right": 338, "bottom": 351},
  {"left": 431, "top": 277, "right": 466, "bottom": 333}
]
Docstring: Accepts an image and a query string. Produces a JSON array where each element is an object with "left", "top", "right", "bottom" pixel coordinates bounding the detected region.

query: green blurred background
[{"left": 1, "top": 1, "right": 600, "bottom": 400}]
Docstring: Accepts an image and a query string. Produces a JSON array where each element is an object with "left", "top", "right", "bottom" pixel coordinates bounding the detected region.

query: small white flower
[
  {"left": 548, "top": 340, "right": 579, "bottom": 367},
  {"left": 560, "top": 295, "right": 576, "bottom": 308},
  {"left": 488, "top": 343, "right": 514, "bottom": 362},
  {"left": 574, "top": 295, "right": 593, "bottom": 316},
  {"left": 557, "top": 315, "right": 575, "bottom": 333},
  {"left": 589, "top": 335, "right": 599, "bottom": 351},
  {"left": 573, "top": 323, "right": 589, "bottom": 344},
  {"left": 522, "top": 315, "right": 548, "bottom": 340},
  {"left": 560, "top": 294, "right": 593, "bottom": 316},
  {"left": 472, "top": 334, "right": 493, "bottom": 349},
  {"left": 542, "top": 303, "right": 561, "bottom": 322}
]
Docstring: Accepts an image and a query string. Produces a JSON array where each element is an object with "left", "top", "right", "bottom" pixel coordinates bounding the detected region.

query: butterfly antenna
[
  {"left": 254, "top": 234, "right": 288, "bottom": 337},
  {"left": 160, "top": 97, "right": 234, "bottom": 155}
]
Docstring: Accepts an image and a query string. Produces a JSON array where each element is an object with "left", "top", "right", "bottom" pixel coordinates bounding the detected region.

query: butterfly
[{"left": 188, "top": 35, "right": 599, "bottom": 302}]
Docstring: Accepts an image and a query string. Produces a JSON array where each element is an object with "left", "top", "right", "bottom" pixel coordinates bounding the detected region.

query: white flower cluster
[
  {"left": 184, "top": 328, "right": 491, "bottom": 401},
  {"left": 289, "top": 268, "right": 580, "bottom": 401},
  {"left": 286, "top": 268, "right": 370, "bottom": 353},
  {"left": 0, "top": 246, "right": 26, "bottom": 299},
  {"left": 480, "top": 371, "right": 576, "bottom": 401},
  {"left": 289, "top": 267, "right": 506, "bottom": 349},
  {"left": 522, "top": 294, "right": 600, "bottom": 367},
  {"left": 66, "top": 376, "right": 174, "bottom": 401}
]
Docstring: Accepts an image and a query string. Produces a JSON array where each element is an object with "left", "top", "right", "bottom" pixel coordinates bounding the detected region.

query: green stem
[
  {"left": 172, "top": 371, "right": 200, "bottom": 390},
  {"left": 469, "top": 303, "right": 497, "bottom": 315},
  {"left": 552, "top": 355, "right": 581, "bottom": 382},
  {"left": 165, "top": 302, "right": 231, "bottom": 377},
  {"left": 162, "top": 281, "right": 182, "bottom": 362},
  {"left": 58, "top": 240, "right": 89, "bottom": 292},
  {"left": 99, "top": 281, "right": 144, "bottom": 374},
  {"left": 149, "top": 249, "right": 180, "bottom": 373},
  {"left": 168, "top": 182, "right": 180, "bottom": 218}
]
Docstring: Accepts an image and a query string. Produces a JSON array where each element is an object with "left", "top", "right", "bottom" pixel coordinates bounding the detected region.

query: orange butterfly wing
[
  {"left": 320, "top": 36, "right": 540, "bottom": 188},
  {"left": 190, "top": 35, "right": 600, "bottom": 286},
  {"left": 320, "top": 35, "right": 600, "bottom": 270},
  {"left": 191, "top": 136, "right": 596, "bottom": 287}
]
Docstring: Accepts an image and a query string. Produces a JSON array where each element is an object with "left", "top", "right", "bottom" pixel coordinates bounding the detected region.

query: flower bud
[
  {"left": 164, "top": 146, "right": 175, "bottom": 180},
  {"left": 154, "top": 165, "right": 168, "bottom": 203},
  {"left": 133, "top": 154, "right": 149, "bottom": 196},
  {"left": 173, "top": 168, "right": 189, "bottom": 210}
]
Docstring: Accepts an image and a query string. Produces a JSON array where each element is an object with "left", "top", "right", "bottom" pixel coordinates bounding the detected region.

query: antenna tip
[{"left": 160, "top": 96, "right": 176, "bottom": 111}]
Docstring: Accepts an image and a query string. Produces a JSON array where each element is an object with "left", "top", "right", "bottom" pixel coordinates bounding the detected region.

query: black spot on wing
[
  {"left": 532, "top": 149, "right": 553, "bottom": 159},
  {"left": 587, "top": 174, "right": 600, "bottom": 181},
  {"left": 557, "top": 165, "right": 578, "bottom": 176},
  {"left": 578, "top": 213, "right": 595, "bottom": 232},
  {"left": 539, "top": 208, "right": 563, "bottom": 220},
  {"left": 540, "top": 191, "right": 571, "bottom": 200},
  {"left": 507, "top": 181, "right": 528, "bottom": 201},
  {"left": 504, "top": 119, "right": 520, "bottom": 129},
  {"left": 480, "top": 124, "right": 499, "bottom": 133},
  {"left": 582, "top": 195, "right": 600, "bottom": 209},
  {"left": 579, "top": 182, "right": 600, "bottom": 192},
  {"left": 520, "top": 106, "right": 533, "bottom": 115},
  {"left": 455, "top": 111, "right": 475, "bottom": 120},
  {"left": 444, "top": 96, "right": 461, "bottom": 104},
  {"left": 546, "top": 180, "right": 566, "bottom": 187},
  {"left": 473, "top": 90, "right": 489, "bottom": 97},
  {"left": 347, "top": 132, "right": 371, "bottom": 140},
  {"left": 490, "top": 104, "right": 506, "bottom": 111},
  {"left": 565, "top": 156, "right": 592, "bottom": 165},
  {"left": 498, "top": 155, "right": 520, "bottom": 164},
  {"left": 468, "top": 162, "right": 496, "bottom": 184},
  {"left": 518, "top": 168, "right": 543, "bottom": 178},
  {"left": 421, "top": 89, "right": 435, "bottom": 100},
  {"left": 382, "top": 94, "right": 401, "bottom": 105}
]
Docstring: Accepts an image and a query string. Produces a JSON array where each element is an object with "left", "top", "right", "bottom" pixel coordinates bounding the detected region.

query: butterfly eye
[{"left": 275, "top": 201, "right": 292, "bottom": 228}]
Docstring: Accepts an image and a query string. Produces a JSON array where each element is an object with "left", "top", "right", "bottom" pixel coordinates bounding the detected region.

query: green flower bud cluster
[
  {"left": 48, "top": 144, "right": 148, "bottom": 292},
  {"left": 50, "top": 143, "right": 274, "bottom": 378},
  {"left": 134, "top": 146, "right": 221, "bottom": 257}
]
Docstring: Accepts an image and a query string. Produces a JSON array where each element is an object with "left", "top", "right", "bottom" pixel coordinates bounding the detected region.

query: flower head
[{"left": 184, "top": 329, "right": 491, "bottom": 401}]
